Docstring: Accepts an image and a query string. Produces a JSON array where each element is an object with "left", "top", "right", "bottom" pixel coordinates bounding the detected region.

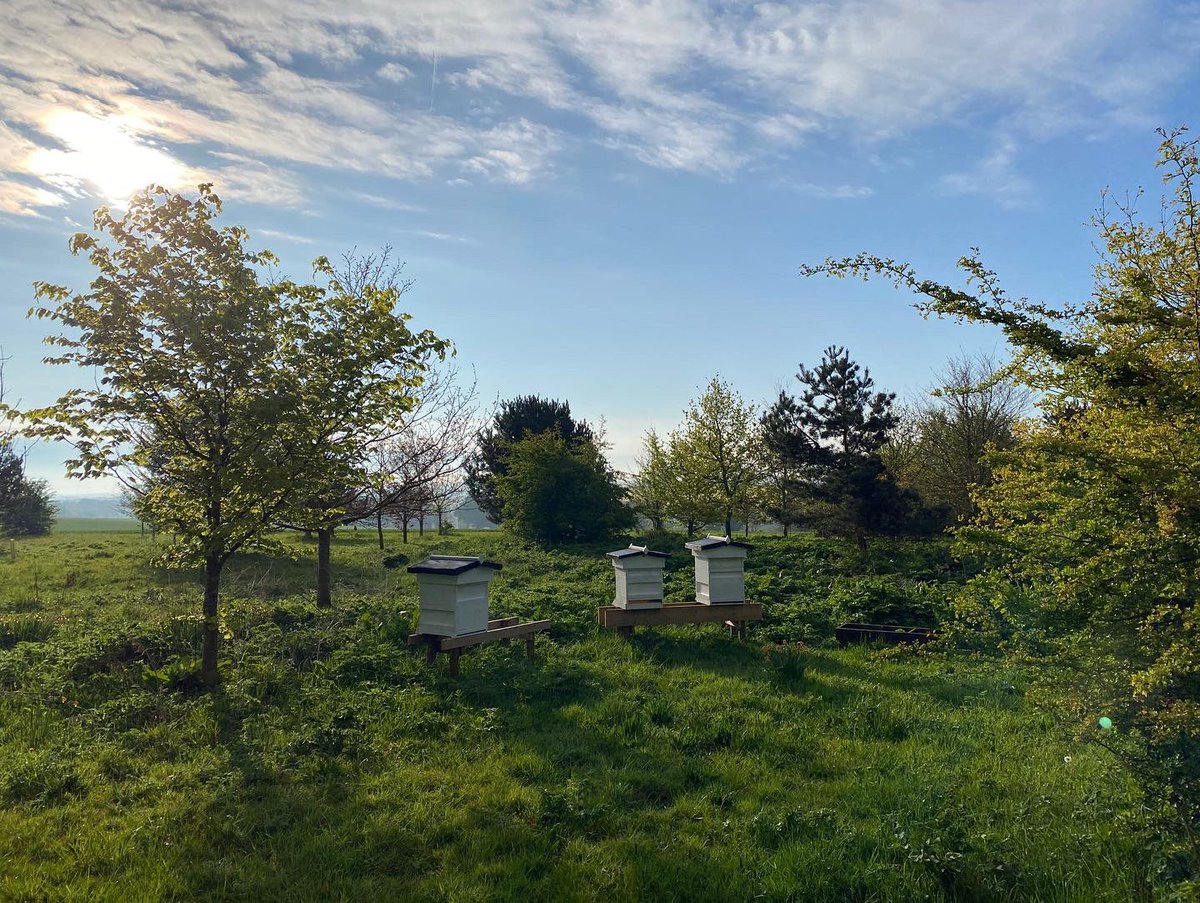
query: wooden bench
[
  {"left": 597, "top": 600, "right": 762, "bottom": 639},
  {"left": 407, "top": 617, "right": 552, "bottom": 675}
]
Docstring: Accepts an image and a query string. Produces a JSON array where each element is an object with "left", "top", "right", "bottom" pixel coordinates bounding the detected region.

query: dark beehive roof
[
  {"left": 607, "top": 545, "right": 670, "bottom": 560},
  {"left": 407, "top": 555, "right": 503, "bottom": 576},
  {"left": 684, "top": 536, "right": 752, "bottom": 551}
]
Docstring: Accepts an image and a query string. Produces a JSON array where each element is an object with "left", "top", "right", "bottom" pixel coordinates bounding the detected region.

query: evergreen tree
[
  {"left": 466, "top": 395, "right": 594, "bottom": 523},
  {"left": 789, "top": 346, "right": 924, "bottom": 548},
  {"left": 758, "top": 391, "right": 810, "bottom": 536}
]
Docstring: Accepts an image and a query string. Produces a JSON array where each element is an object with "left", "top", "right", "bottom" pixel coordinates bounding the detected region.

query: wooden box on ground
[
  {"left": 607, "top": 545, "right": 669, "bottom": 609},
  {"left": 835, "top": 623, "right": 938, "bottom": 646},
  {"left": 407, "top": 556, "right": 502, "bottom": 637},
  {"left": 684, "top": 536, "right": 750, "bottom": 604}
]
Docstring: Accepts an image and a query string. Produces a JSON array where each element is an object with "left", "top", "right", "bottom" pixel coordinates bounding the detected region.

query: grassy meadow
[{"left": 0, "top": 527, "right": 1169, "bottom": 900}]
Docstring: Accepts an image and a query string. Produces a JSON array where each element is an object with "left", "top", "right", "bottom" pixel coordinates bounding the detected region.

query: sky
[{"left": 2, "top": 0, "right": 1199, "bottom": 495}]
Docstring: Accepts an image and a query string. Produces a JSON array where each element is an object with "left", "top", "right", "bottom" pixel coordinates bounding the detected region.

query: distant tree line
[{"left": 628, "top": 349, "right": 1022, "bottom": 548}]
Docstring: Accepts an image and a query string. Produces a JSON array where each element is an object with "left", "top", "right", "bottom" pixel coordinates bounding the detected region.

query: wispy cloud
[
  {"left": 0, "top": 0, "right": 1195, "bottom": 215},
  {"left": 941, "top": 137, "right": 1036, "bottom": 209},
  {"left": 256, "top": 227, "right": 318, "bottom": 245},
  {"left": 786, "top": 181, "right": 875, "bottom": 200}
]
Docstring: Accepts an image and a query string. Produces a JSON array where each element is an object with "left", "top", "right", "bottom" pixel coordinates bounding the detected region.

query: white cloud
[
  {"left": 377, "top": 62, "right": 413, "bottom": 83},
  {"left": 256, "top": 227, "right": 318, "bottom": 245},
  {"left": 0, "top": 182, "right": 67, "bottom": 217},
  {"left": 941, "top": 137, "right": 1036, "bottom": 209},
  {"left": 787, "top": 182, "right": 874, "bottom": 200},
  {"left": 0, "top": 0, "right": 1195, "bottom": 214}
]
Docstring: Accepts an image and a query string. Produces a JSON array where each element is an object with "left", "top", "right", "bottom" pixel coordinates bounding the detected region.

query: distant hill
[{"left": 53, "top": 495, "right": 128, "bottom": 519}]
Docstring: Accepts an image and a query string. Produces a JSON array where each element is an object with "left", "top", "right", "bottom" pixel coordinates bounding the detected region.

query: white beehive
[
  {"left": 407, "top": 556, "right": 502, "bottom": 637},
  {"left": 607, "top": 545, "right": 669, "bottom": 609},
  {"left": 684, "top": 536, "right": 750, "bottom": 604}
]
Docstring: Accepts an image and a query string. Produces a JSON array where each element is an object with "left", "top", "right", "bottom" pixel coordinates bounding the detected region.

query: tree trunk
[
  {"left": 418, "top": 514, "right": 424, "bottom": 536},
  {"left": 317, "top": 528, "right": 332, "bottom": 607},
  {"left": 437, "top": 510, "right": 444, "bottom": 533},
  {"left": 725, "top": 510, "right": 733, "bottom": 537},
  {"left": 202, "top": 554, "right": 222, "bottom": 689},
  {"left": 402, "top": 517, "right": 409, "bottom": 544},
  {"left": 783, "top": 523, "right": 789, "bottom": 537},
  {"left": 376, "top": 510, "right": 384, "bottom": 550}
]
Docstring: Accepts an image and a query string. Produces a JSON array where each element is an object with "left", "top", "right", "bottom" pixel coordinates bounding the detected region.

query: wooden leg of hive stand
[
  {"left": 617, "top": 625, "right": 634, "bottom": 638},
  {"left": 525, "top": 635, "right": 536, "bottom": 660},
  {"left": 425, "top": 638, "right": 438, "bottom": 666},
  {"left": 448, "top": 649, "right": 461, "bottom": 676}
]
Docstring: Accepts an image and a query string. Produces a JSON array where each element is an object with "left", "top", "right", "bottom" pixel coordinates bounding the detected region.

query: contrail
[{"left": 429, "top": 29, "right": 438, "bottom": 112}]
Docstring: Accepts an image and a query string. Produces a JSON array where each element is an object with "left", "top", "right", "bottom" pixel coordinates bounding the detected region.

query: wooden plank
[
  {"left": 598, "top": 602, "right": 761, "bottom": 630},
  {"left": 438, "top": 619, "right": 552, "bottom": 651},
  {"left": 408, "top": 616, "right": 522, "bottom": 646}
]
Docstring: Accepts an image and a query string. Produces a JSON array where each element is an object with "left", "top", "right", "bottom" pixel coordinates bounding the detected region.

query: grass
[
  {"left": 52, "top": 516, "right": 143, "bottom": 533},
  {"left": 0, "top": 527, "right": 1170, "bottom": 900}
]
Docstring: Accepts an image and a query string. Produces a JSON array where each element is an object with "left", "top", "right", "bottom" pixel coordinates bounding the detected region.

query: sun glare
[{"left": 28, "top": 110, "right": 188, "bottom": 206}]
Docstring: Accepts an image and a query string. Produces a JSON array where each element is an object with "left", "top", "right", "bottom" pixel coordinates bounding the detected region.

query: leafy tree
[
  {"left": 662, "top": 428, "right": 725, "bottom": 535},
  {"left": 885, "top": 354, "right": 1028, "bottom": 521},
  {"left": 800, "top": 127, "right": 1200, "bottom": 875},
  {"left": 20, "top": 185, "right": 330, "bottom": 689},
  {"left": 676, "top": 376, "right": 760, "bottom": 536},
  {"left": 275, "top": 248, "right": 449, "bottom": 603},
  {"left": 629, "top": 429, "right": 672, "bottom": 530},
  {"left": 495, "top": 431, "right": 632, "bottom": 545},
  {"left": 759, "top": 390, "right": 811, "bottom": 536},
  {"left": 2, "top": 476, "right": 55, "bottom": 537},
  {"left": 466, "top": 395, "right": 595, "bottom": 523}
]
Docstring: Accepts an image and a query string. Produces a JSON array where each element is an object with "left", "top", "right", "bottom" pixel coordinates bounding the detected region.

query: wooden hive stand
[
  {"left": 597, "top": 600, "right": 762, "bottom": 639},
  {"left": 407, "top": 616, "right": 552, "bottom": 675}
]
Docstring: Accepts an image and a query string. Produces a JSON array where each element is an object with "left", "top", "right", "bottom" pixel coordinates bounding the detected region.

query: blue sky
[{"left": 2, "top": 0, "right": 1199, "bottom": 493}]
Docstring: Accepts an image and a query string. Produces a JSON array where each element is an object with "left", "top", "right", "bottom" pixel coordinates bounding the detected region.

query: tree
[
  {"left": 2, "top": 478, "right": 55, "bottom": 537},
  {"left": 800, "top": 127, "right": 1200, "bottom": 875},
  {"left": 661, "top": 428, "right": 724, "bottom": 535},
  {"left": 359, "top": 363, "right": 481, "bottom": 546},
  {"left": 19, "top": 185, "right": 341, "bottom": 689},
  {"left": 676, "top": 376, "right": 761, "bottom": 536},
  {"left": 758, "top": 390, "right": 811, "bottom": 536},
  {"left": 785, "top": 346, "right": 926, "bottom": 548},
  {"left": 276, "top": 247, "right": 449, "bottom": 605},
  {"left": 886, "top": 353, "right": 1029, "bottom": 521},
  {"left": 629, "top": 430, "right": 672, "bottom": 530},
  {"left": 0, "top": 350, "right": 55, "bottom": 537},
  {"left": 495, "top": 431, "right": 632, "bottom": 545},
  {"left": 466, "top": 395, "right": 595, "bottom": 523}
]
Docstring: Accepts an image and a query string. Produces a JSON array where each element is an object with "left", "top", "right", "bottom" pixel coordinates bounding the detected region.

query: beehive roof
[
  {"left": 684, "top": 536, "right": 752, "bottom": 551},
  {"left": 606, "top": 544, "right": 670, "bottom": 560},
  {"left": 407, "top": 555, "right": 503, "bottom": 575}
]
